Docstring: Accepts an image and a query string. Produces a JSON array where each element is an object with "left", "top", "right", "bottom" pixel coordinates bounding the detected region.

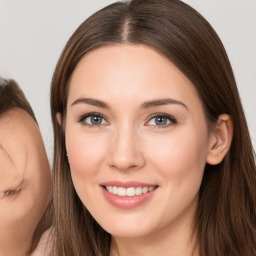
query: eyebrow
[
  {"left": 141, "top": 98, "right": 188, "bottom": 110},
  {"left": 71, "top": 98, "right": 109, "bottom": 108},
  {"left": 70, "top": 97, "right": 188, "bottom": 110}
]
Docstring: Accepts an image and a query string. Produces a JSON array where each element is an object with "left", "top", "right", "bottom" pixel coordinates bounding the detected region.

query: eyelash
[
  {"left": 146, "top": 113, "right": 177, "bottom": 128},
  {"left": 77, "top": 112, "right": 108, "bottom": 128},
  {"left": 77, "top": 112, "right": 177, "bottom": 128},
  {"left": 1, "top": 180, "right": 25, "bottom": 199},
  {"left": 4, "top": 190, "right": 17, "bottom": 197},
  {"left": 1, "top": 187, "right": 22, "bottom": 199}
]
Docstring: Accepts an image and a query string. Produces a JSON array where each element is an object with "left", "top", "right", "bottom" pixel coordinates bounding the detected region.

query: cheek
[
  {"left": 0, "top": 190, "right": 35, "bottom": 228},
  {"left": 65, "top": 128, "right": 110, "bottom": 212},
  {"left": 65, "top": 128, "right": 108, "bottom": 179},
  {"left": 147, "top": 127, "right": 208, "bottom": 184},
  {"left": 25, "top": 152, "right": 51, "bottom": 212}
]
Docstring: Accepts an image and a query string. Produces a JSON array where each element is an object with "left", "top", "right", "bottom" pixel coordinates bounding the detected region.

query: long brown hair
[{"left": 50, "top": 0, "right": 256, "bottom": 255}]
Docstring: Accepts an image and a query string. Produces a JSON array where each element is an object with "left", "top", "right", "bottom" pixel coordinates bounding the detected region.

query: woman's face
[
  {"left": 65, "top": 45, "right": 213, "bottom": 239},
  {"left": 0, "top": 109, "right": 51, "bottom": 239}
]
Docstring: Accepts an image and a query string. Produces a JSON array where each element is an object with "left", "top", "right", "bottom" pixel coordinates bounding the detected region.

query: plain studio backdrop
[{"left": 0, "top": 0, "right": 255, "bottom": 162}]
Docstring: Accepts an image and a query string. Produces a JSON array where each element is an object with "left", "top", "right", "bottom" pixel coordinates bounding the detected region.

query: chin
[
  {"left": 106, "top": 226, "right": 152, "bottom": 238},
  {"left": 96, "top": 214, "right": 157, "bottom": 238}
]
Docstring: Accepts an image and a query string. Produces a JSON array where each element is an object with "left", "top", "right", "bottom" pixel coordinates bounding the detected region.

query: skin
[
  {"left": 63, "top": 44, "right": 232, "bottom": 256},
  {"left": 0, "top": 109, "right": 51, "bottom": 256}
]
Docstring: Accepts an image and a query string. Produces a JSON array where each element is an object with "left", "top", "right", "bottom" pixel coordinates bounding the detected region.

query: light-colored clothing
[{"left": 31, "top": 229, "right": 52, "bottom": 256}]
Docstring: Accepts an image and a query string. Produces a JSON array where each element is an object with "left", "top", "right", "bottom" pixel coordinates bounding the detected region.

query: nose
[{"left": 108, "top": 125, "right": 145, "bottom": 171}]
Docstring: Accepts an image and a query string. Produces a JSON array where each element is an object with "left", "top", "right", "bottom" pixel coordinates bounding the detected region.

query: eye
[
  {"left": 1, "top": 181, "right": 24, "bottom": 199},
  {"left": 4, "top": 190, "right": 16, "bottom": 197},
  {"left": 78, "top": 113, "right": 108, "bottom": 126},
  {"left": 0, "top": 189, "right": 18, "bottom": 199},
  {"left": 146, "top": 114, "right": 177, "bottom": 127}
]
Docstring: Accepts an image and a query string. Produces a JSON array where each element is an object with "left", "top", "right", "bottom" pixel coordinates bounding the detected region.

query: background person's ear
[{"left": 206, "top": 114, "right": 233, "bottom": 165}]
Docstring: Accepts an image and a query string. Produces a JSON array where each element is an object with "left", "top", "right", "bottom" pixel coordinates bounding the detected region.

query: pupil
[
  {"left": 91, "top": 116, "right": 102, "bottom": 124},
  {"left": 156, "top": 117, "right": 167, "bottom": 125}
]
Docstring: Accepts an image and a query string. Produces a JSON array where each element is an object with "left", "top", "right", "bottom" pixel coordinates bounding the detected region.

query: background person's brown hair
[
  {"left": 50, "top": 0, "right": 256, "bottom": 255},
  {"left": 0, "top": 77, "right": 37, "bottom": 123}
]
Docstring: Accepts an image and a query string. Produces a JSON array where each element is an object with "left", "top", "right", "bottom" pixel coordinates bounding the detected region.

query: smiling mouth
[{"left": 103, "top": 185, "right": 158, "bottom": 197}]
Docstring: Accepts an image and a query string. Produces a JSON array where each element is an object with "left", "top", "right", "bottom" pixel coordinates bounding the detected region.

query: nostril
[{"left": 108, "top": 153, "right": 146, "bottom": 171}]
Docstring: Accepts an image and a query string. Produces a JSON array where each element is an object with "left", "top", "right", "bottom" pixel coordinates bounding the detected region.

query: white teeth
[
  {"left": 127, "top": 187, "right": 136, "bottom": 197},
  {"left": 148, "top": 186, "right": 154, "bottom": 192},
  {"left": 142, "top": 187, "right": 148, "bottom": 194},
  {"left": 117, "top": 187, "right": 126, "bottom": 196},
  {"left": 135, "top": 187, "right": 142, "bottom": 195},
  {"left": 105, "top": 186, "right": 156, "bottom": 197},
  {"left": 106, "top": 186, "right": 113, "bottom": 193},
  {"left": 113, "top": 186, "right": 118, "bottom": 195}
]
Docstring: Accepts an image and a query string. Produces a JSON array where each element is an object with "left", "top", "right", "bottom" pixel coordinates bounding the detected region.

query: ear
[
  {"left": 206, "top": 114, "right": 233, "bottom": 165},
  {"left": 56, "top": 112, "right": 62, "bottom": 126}
]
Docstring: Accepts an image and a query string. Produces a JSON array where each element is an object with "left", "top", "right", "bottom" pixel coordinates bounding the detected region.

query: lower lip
[{"left": 101, "top": 186, "right": 157, "bottom": 209}]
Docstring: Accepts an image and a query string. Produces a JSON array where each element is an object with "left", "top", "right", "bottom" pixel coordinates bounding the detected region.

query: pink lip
[{"left": 100, "top": 181, "right": 158, "bottom": 209}]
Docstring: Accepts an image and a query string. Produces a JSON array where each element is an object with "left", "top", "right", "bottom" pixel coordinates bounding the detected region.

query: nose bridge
[{"left": 108, "top": 120, "right": 144, "bottom": 170}]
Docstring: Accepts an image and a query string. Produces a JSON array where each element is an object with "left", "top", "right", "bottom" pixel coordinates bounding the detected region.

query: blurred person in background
[{"left": 0, "top": 77, "right": 52, "bottom": 256}]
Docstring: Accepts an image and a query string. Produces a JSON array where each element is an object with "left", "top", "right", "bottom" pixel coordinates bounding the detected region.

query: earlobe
[
  {"left": 56, "top": 112, "right": 62, "bottom": 126},
  {"left": 206, "top": 114, "right": 233, "bottom": 165}
]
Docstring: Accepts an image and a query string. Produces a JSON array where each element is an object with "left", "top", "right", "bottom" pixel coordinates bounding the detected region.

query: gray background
[{"left": 0, "top": 0, "right": 255, "bottom": 162}]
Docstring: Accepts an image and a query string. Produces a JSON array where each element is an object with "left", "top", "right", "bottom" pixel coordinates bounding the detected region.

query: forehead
[
  {"left": 0, "top": 109, "right": 36, "bottom": 179},
  {"left": 0, "top": 108, "right": 33, "bottom": 145},
  {"left": 68, "top": 44, "right": 200, "bottom": 109}
]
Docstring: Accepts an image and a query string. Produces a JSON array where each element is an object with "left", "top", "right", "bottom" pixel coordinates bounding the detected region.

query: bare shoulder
[{"left": 30, "top": 228, "right": 52, "bottom": 256}]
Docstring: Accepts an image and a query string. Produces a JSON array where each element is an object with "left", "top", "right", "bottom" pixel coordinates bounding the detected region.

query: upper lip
[{"left": 100, "top": 180, "right": 158, "bottom": 188}]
